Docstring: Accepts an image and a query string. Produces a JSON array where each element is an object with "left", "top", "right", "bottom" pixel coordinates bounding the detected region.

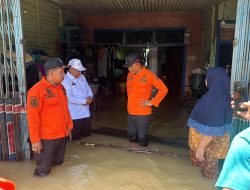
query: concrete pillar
[{"left": 148, "top": 47, "right": 158, "bottom": 75}]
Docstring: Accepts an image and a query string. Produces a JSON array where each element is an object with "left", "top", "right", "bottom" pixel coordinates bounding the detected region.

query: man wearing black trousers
[{"left": 62, "top": 59, "right": 93, "bottom": 139}]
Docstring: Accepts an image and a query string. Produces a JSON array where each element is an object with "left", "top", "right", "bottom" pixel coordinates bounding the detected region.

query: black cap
[
  {"left": 123, "top": 53, "right": 141, "bottom": 68},
  {"left": 44, "top": 57, "right": 65, "bottom": 71}
]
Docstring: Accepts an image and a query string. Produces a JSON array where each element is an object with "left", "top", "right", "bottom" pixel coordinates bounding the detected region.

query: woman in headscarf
[{"left": 187, "top": 67, "right": 233, "bottom": 179}]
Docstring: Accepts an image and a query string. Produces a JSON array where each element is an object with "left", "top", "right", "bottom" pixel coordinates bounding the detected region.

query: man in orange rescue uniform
[
  {"left": 27, "top": 57, "right": 73, "bottom": 176},
  {"left": 123, "top": 53, "right": 168, "bottom": 147}
]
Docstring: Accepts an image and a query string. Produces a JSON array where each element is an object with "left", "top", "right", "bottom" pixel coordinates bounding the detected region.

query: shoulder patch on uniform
[{"left": 30, "top": 96, "right": 39, "bottom": 107}]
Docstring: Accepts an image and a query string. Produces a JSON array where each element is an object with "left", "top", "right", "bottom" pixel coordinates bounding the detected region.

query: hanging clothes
[{"left": 97, "top": 48, "right": 108, "bottom": 78}]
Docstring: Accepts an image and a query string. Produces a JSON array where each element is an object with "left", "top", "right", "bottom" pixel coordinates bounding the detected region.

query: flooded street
[
  {"left": 0, "top": 135, "right": 215, "bottom": 190},
  {"left": 0, "top": 95, "right": 216, "bottom": 189}
]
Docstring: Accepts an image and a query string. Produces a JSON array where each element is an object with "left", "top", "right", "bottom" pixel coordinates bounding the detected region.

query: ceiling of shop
[{"left": 49, "top": 0, "right": 215, "bottom": 14}]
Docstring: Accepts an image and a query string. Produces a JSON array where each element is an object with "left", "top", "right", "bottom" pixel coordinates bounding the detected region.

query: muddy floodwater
[{"left": 0, "top": 96, "right": 216, "bottom": 189}]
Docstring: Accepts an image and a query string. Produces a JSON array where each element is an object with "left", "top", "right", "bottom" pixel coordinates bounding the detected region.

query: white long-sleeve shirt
[{"left": 62, "top": 72, "right": 93, "bottom": 120}]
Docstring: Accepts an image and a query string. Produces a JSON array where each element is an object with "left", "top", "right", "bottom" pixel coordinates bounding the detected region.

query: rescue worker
[
  {"left": 123, "top": 53, "right": 168, "bottom": 147},
  {"left": 27, "top": 57, "right": 73, "bottom": 177},
  {"left": 62, "top": 59, "right": 93, "bottom": 139}
]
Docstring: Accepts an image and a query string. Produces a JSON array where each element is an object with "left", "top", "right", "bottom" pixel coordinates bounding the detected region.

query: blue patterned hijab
[{"left": 188, "top": 67, "right": 233, "bottom": 136}]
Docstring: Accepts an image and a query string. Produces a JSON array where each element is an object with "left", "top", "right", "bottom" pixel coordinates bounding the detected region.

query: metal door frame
[{"left": 0, "top": 0, "right": 30, "bottom": 159}]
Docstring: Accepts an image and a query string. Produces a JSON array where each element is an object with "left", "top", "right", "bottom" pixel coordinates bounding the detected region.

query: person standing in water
[
  {"left": 27, "top": 57, "right": 73, "bottom": 176},
  {"left": 123, "top": 53, "right": 168, "bottom": 147},
  {"left": 187, "top": 67, "right": 233, "bottom": 179}
]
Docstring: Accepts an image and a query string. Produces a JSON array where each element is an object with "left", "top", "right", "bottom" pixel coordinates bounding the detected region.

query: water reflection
[{"left": 92, "top": 95, "right": 190, "bottom": 141}]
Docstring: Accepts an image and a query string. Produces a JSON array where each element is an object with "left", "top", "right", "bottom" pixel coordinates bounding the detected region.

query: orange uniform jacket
[
  {"left": 27, "top": 77, "right": 73, "bottom": 143},
  {"left": 126, "top": 67, "right": 168, "bottom": 115}
]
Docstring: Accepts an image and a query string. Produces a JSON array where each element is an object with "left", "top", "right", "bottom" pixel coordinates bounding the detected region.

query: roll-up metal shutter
[
  {"left": 22, "top": 0, "right": 39, "bottom": 52},
  {"left": 38, "top": 0, "right": 59, "bottom": 56},
  {"left": 21, "top": 0, "right": 59, "bottom": 56}
]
